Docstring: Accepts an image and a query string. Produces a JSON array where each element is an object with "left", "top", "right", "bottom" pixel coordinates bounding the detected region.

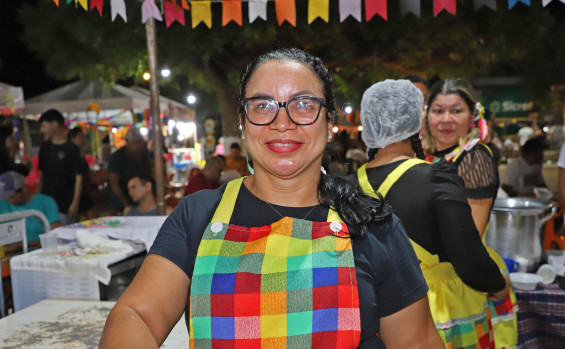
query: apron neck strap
[{"left": 211, "top": 177, "right": 343, "bottom": 223}]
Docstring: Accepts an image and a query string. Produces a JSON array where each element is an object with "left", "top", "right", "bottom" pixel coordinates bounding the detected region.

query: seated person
[
  {"left": 185, "top": 156, "right": 225, "bottom": 195},
  {"left": 123, "top": 175, "right": 158, "bottom": 216},
  {"left": 501, "top": 137, "right": 546, "bottom": 197},
  {"left": 0, "top": 171, "right": 62, "bottom": 249},
  {"left": 225, "top": 142, "right": 249, "bottom": 176}
]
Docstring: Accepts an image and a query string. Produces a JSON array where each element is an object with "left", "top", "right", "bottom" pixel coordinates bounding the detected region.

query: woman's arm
[
  {"left": 99, "top": 254, "right": 190, "bottom": 348},
  {"left": 380, "top": 296, "right": 445, "bottom": 349},
  {"left": 468, "top": 197, "right": 494, "bottom": 237}
]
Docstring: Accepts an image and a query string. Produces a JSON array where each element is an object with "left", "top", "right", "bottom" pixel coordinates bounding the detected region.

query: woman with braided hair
[
  {"left": 357, "top": 79, "right": 510, "bottom": 349},
  {"left": 423, "top": 78, "right": 518, "bottom": 349}
]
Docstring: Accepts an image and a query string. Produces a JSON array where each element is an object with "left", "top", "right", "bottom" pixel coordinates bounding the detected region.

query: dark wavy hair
[{"left": 238, "top": 48, "right": 391, "bottom": 238}]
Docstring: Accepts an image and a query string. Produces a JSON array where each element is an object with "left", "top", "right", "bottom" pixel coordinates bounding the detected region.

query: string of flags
[{"left": 51, "top": 0, "right": 565, "bottom": 29}]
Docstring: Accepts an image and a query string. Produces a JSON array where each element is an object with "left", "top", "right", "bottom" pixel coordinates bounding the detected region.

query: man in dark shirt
[
  {"left": 107, "top": 127, "right": 152, "bottom": 213},
  {"left": 38, "top": 109, "right": 82, "bottom": 225}
]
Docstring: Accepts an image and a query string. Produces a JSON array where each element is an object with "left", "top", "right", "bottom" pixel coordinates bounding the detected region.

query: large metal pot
[{"left": 486, "top": 198, "right": 557, "bottom": 271}]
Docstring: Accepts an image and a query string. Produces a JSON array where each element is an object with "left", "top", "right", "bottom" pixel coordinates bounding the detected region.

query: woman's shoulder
[{"left": 180, "top": 183, "right": 227, "bottom": 213}]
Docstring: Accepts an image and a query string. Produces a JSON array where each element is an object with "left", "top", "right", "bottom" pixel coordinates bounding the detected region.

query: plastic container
[
  {"left": 536, "top": 264, "right": 556, "bottom": 284},
  {"left": 509, "top": 272, "right": 543, "bottom": 291},
  {"left": 11, "top": 269, "right": 100, "bottom": 311}
]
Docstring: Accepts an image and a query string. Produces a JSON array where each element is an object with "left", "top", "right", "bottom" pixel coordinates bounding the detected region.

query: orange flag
[
  {"left": 223, "top": 0, "right": 242, "bottom": 26},
  {"left": 53, "top": 0, "right": 59, "bottom": 5},
  {"left": 275, "top": 0, "right": 296, "bottom": 26},
  {"left": 181, "top": 0, "right": 190, "bottom": 10}
]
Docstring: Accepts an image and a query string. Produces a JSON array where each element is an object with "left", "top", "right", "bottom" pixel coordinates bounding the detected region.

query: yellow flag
[
  {"left": 192, "top": 1, "right": 212, "bottom": 29},
  {"left": 308, "top": 0, "right": 329, "bottom": 23},
  {"left": 76, "top": 0, "right": 88, "bottom": 10}
]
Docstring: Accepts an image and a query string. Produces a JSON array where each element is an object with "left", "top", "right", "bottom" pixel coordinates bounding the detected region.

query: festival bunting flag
[
  {"left": 142, "top": 0, "right": 163, "bottom": 23},
  {"left": 339, "top": 0, "right": 361, "bottom": 22},
  {"left": 192, "top": 1, "right": 212, "bottom": 28},
  {"left": 164, "top": 1, "right": 185, "bottom": 27},
  {"left": 508, "top": 0, "right": 530, "bottom": 9},
  {"left": 275, "top": 0, "right": 297, "bottom": 26},
  {"left": 111, "top": 0, "right": 127, "bottom": 22},
  {"left": 223, "top": 0, "right": 243, "bottom": 26},
  {"left": 76, "top": 0, "right": 88, "bottom": 10},
  {"left": 434, "top": 0, "right": 456, "bottom": 16},
  {"left": 366, "top": 0, "right": 387, "bottom": 21},
  {"left": 66, "top": 0, "right": 73, "bottom": 4},
  {"left": 52, "top": 0, "right": 59, "bottom": 6},
  {"left": 309, "top": 0, "right": 330, "bottom": 24},
  {"left": 181, "top": 0, "right": 190, "bottom": 10},
  {"left": 474, "top": 0, "right": 496, "bottom": 10},
  {"left": 399, "top": 0, "right": 421, "bottom": 17},
  {"left": 542, "top": 0, "right": 552, "bottom": 6},
  {"left": 90, "top": 0, "right": 104, "bottom": 15},
  {"left": 249, "top": 0, "right": 268, "bottom": 23}
]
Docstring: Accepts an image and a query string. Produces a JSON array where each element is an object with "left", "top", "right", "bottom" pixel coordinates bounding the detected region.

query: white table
[{"left": 0, "top": 299, "right": 189, "bottom": 348}]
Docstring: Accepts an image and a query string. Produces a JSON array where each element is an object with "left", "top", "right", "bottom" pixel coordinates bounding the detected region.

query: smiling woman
[{"left": 100, "top": 48, "right": 444, "bottom": 349}]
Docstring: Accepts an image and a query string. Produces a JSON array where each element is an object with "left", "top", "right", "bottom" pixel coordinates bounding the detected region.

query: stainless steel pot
[{"left": 486, "top": 198, "right": 557, "bottom": 271}]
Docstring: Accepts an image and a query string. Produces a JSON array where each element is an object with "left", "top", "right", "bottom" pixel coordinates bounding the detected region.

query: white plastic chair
[{"left": 0, "top": 210, "right": 50, "bottom": 317}]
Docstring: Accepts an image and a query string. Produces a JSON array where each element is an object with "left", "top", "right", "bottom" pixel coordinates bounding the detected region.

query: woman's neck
[
  {"left": 244, "top": 167, "right": 321, "bottom": 207},
  {"left": 366, "top": 142, "right": 412, "bottom": 168}
]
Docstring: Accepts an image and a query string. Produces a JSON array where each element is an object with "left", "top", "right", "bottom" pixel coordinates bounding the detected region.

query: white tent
[
  {"left": 24, "top": 80, "right": 194, "bottom": 125},
  {"left": 0, "top": 82, "right": 25, "bottom": 115}
]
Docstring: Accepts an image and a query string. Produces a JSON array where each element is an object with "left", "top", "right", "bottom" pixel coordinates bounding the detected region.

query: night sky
[{"left": 0, "top": 1, "right": 65, "bottom": 99}]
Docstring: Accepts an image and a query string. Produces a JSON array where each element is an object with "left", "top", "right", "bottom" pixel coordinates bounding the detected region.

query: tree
[{"left": 17, "top": 0, "right": 565, "bottom": 134}]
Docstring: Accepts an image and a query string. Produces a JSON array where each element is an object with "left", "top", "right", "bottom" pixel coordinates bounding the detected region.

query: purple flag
[
  {"left": 142, "top": 0, "right": 162, "bottom": 23},
  {"left": 339, "top": 0, "right": 361, "bottom": 22}
]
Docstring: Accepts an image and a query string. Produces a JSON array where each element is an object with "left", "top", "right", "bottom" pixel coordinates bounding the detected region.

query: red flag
[
  {"left": 90, "top": 0, "right": 103, "bottom": 16},
  {"left": 164, "top": 1, "right": 185, "bottom": 27},
  {"left": 434, "top": 0, "right": 456, "bottom": 16},
  {"left": 365, "top": 0, "right": 387, "bottom": 21}
]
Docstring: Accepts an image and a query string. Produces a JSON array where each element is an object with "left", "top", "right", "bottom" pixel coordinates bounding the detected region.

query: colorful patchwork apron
[
  {"left": 189, "top": 178, "right": 361, "bottom": 348},
  {"left": 427, "top": 146, "right": 519, "bottom": 349},
  {"left": 358, "top": 159, "right": 495, "bottom": 349}
]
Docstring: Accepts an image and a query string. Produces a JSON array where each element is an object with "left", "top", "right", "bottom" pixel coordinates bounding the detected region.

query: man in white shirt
[{"left": 501, "top": 137, "right": 546, "bottom": 197}]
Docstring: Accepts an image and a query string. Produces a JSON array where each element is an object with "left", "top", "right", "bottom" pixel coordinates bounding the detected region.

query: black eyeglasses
[{"left": 242, "top": 96, "right": 325, "bottom": 126}]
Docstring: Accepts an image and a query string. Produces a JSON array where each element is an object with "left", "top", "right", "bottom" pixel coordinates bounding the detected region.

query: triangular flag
[
  {"left": 164, "top": 1, "right": 185, "bottom": 27},
  {"left": 142, "top": 0, "right": 163, "bottom": 23},
  {"left": 53, "top": 0, "right": 59, "bottom": 6},
  {"left": 399, "top": 0, "right": 421, "bottom": 17},
  {"left": 339, "top": 0, "right": 361, "bottom": 22},
  {"left": 66, "top": 0, "right": 73, "bottom": 4},
  {"left": 223, "top": 0, "right": 242, "bottom": 26},
  {"left": 192, "top": 1, "right": 212, "bottom": 28},
  {"left": 508, "top": 0, "right": 530, "bottom": 9},
  {"left": 249, "top": 0, "right": 268, "bottom": 23},
  {"left": 90, "top": 0, "right": 103, "bottom": 15},
  {"left": 111, "top": 0, "right": 127, "bottom": 22},
  {"left": 181, "top": 0, "right": 190, "bottom": 10},
  {"left": 275, "top": 0, "right": 296, "bottom": 26},
  {"left": 433, "top": 0, "right": 456, "bottom": 16},
  {"left": 366, "top": 0, "right": 387, "bottom": 21},
  {"left": 474, "top": 0, "right": 496, "bottom": 10},
  {"left": 308, "top": 0, "right": 329, "bottom": 24},
  {"left": 542, "top": 0, "right": 551, "bottom": 6},
  {"left": 76, "top": 0, "right": 88, "bottom": 10}
]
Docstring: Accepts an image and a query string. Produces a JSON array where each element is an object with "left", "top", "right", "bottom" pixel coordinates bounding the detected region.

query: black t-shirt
[
  {"left": 107, "top": 147, "right": 152, "bottom": 210},
  {"left": 38, "top": 141, "right": 82, "bottom": 213},
  {"left": 149, "top": 183, "right": 428, "bottom": 348},
  {"left": 433, "top": 144, "right": 500, "bottom": 200},
  {"left": 364, "top": 159, "right": 505, "bottom": 293}
]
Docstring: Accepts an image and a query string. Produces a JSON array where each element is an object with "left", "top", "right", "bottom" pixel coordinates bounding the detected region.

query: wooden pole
[{"left": 145, "top": 18, "right": 165, "bottom": 215}]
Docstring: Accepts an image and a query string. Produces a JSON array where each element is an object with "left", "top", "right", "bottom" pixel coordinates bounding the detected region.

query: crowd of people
[{"left": 2, "top": 46, "right": 558, "bottom": 348}]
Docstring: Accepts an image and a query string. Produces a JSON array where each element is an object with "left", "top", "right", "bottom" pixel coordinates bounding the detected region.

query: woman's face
[
  {"left": 242, "top": 60, "right": 332, "bottom": 179},
  {"left": 427, "top": 93, "right": 473, "bottom": 151}
]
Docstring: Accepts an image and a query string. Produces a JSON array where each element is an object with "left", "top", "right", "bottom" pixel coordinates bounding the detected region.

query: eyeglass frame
[{"left": 241, "top": 96, "right": 326, "bottom": 126}]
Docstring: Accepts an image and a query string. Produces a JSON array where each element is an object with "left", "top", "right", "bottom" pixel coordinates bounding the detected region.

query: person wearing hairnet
[{"left": 356, "top": 79, "right": 510, "bottom": 349}]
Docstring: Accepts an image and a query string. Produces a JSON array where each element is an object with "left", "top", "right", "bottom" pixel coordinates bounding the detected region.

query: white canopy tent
[
  {"left": 24, "top": 80, "right": 194, "bottom": 124},
  {"left": 0, "top": 81, "right": 25, "bottom": 116}
]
